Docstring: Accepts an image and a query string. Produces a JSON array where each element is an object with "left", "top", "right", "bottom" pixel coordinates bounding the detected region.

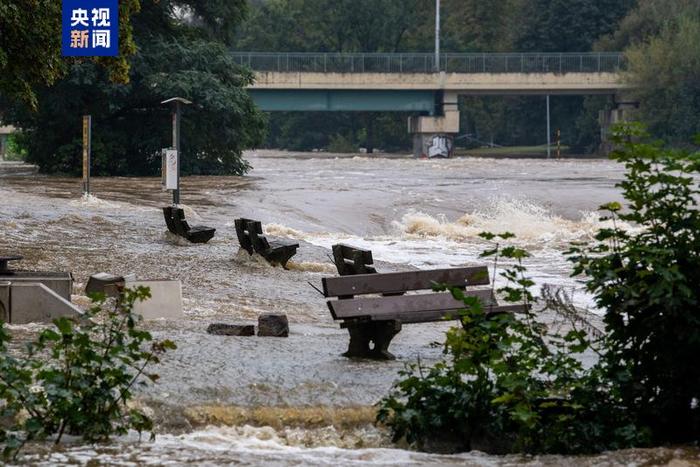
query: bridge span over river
[{"left": 234, "top": 52, "right": 633, "bottom": 156}]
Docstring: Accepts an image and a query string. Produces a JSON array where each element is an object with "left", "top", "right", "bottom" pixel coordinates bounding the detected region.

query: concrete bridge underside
[{"left": 247, "top": 71, "right": 630, "bottom": 157}]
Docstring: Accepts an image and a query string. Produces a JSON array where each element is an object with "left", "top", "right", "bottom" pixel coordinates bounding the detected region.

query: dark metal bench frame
[
  {"left": 323, "top": 266, "right": 527, "bottom": 359},
  {"left": 162, "top": 206, "right": 216, "bottom": 244},
  {"left": 234, "top": 218, "right": 299, "bottom": 268}
]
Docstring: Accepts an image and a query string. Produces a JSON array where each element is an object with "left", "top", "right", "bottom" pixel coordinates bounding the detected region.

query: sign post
[
  {"left": 82, "top": 115, "right": 92, "bottom": 196},
  {"left": 161, "top": 97, "right": 192, "bottom": 205},
  {"left": 163, "top": 149, "right": 178, "bottom": 190}
]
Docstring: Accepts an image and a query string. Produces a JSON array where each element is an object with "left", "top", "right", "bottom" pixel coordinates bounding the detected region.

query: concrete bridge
[{"left": 234, "top": 52, "right": 633, "bottom": 156}]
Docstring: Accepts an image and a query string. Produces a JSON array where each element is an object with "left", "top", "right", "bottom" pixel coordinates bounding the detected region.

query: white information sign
[{"left": 164, "top": 149, "right": 178, "bottom": 190}]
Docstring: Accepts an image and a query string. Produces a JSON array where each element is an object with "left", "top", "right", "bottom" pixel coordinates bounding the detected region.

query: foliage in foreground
[
  {"left": 378, "top": 124, "right": 700, "bottom": 453},
  {"left": 0, "top": 287, "right": 176, "bottom": 460},
  {"left": 378, "top": 235, "right": 646, "bottom": 454},
  {"left": 569, "top": 123, "right": 700, "bottom": 444}
]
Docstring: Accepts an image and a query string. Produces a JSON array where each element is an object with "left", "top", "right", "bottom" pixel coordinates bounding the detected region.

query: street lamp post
[
  {"left": 435, "top": 0, "right": 441, "bottom": 72},
  {"left": 546, "top": 95, "right": 551, "bottom": 159},
  {"left": 161, "top": 97, "right": 192, "bottom": 205}
]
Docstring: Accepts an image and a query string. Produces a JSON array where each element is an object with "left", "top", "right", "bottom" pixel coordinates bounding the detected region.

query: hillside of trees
[{"left": 236, "top": 0, "right": 699, "bottom": 154}]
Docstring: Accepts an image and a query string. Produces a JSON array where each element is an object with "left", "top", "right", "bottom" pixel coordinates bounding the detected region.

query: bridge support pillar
[
  {"left": 599, "top": 96, "right": 639, "bottom": 155},
  {"left": 408, "top": 91, "right": 460, "bottom": 158}
]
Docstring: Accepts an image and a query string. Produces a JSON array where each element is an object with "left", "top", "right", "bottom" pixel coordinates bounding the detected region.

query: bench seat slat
[
  {"left": 369, "top": 304, "right": 530, "bottom": 324},
  {"left": 322, "top": 267, "right": 489, "bottom": 297},
  {"left": 328, "top": 289, "right": 496, "bottom": 320},
  {"left": 269, "top": 240, "right": 300, "bottom": 249}
]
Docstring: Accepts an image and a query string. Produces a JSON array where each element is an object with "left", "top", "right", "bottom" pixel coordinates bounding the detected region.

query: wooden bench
[
  {"left": 322, "top": 266, "right": 528, "bottom": 360},
  {"left": 163, "top": 207, "right": 216, "bottom": 244},
  {"left": 234, "top": 218, "right": 299, "bottom": 268},
  {"left": 332, "top": 244, "right": 377, "bottom": 275}
]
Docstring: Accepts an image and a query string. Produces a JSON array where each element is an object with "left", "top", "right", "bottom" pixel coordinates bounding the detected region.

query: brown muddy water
[{"left": 1, "top": 151, "right": 697, "bottom": 465}]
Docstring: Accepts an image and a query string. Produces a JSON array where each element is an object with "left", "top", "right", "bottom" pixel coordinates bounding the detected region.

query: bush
[
  {"left": 378, "top": 234, "right": 645, "bottom": 454},
  {"left": 568, "top": 123, "right": 700, "bottom": 444},
  {"left": 4, "top": 134, "right": 27, "bottom": 162},
  {"left": 378, "top": 124, "right": 700, "bottom": 453},
  {"left": 0, "top": 287, "right": 176, "bottom": 460},
  {"left": 327, "top": 133, "right": 358, "bottom": 153}
]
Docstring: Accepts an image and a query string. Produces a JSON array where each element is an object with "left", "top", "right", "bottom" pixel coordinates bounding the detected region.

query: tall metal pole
[
  {"left": 82, "top": 115, "right": 92, "bottom": 196},
  {"left": 173, "top": 101, "right": 181, "bottom": 205},
  {"left": 162, "top": 97, "right": 191, "bottom": 206},
  {"left": 173, "top": 101, "right": 182, "bottom": 204},
  {"left": 435, "top": 0, "right": 440, "bottom": 72},
  {"left": 546, "top": 95, "right": 551, "bottom": 159}
]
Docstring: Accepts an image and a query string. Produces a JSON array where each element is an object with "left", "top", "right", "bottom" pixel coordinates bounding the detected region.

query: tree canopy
[
  {"left": 1, "top": 0, "right": 264, "bottom": 175},
  {"left": 0, "top": 0, "right": 140, "bottom": 109},
  {"left": 235, "top": 0, "right": 636, "bottom": 154}
]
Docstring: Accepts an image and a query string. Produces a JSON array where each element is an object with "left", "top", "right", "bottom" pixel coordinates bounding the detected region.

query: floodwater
[{"left": 1, "top": 151, "right": 696, "bottom": 465}]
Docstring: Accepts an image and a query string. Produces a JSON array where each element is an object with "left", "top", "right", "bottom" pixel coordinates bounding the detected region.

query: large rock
[
  {"left": 257, "top": 313, "right": 289, "bottom": 337},
  {"left": 207, "top": 323, "right": 255, "bottom": 336}
]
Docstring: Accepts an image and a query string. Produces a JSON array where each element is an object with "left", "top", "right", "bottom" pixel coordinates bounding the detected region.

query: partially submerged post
[
  {"left": 546, "top": 95, "right": 551, "bottom": 159},
  {"left": 82, "top": 115, "right": 92, "bottom": 196},
  {"left": 161, "top": 97, "right": 192, "bottom": 205}
]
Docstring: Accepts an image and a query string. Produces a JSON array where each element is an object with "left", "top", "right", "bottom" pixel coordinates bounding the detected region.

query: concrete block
[
  {"left": 1, "top": 271, "right": 72, "bottom": 301},
  {"left": 86, "top": 272, "right": 125, "bottom": 297},
  {"left": 258, "top": 313, "right": 289, "bottom": 337},
  {"left": 125, "top": 280, "right": 184, "bottom": 320},
  {"left": 8, "top": 282, "right": 83, "bottom": 324}
]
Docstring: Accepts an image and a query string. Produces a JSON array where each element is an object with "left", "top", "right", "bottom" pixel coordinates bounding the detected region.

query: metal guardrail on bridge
[{"left": 232, "top": 52, "right": 625, "bottom": 74}]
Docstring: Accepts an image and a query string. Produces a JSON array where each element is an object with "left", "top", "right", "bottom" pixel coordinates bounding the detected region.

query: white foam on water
[
  {"left": 257, "top": 198, "right": 628, "bottom": 312},
  {"left": 394, "top": 197, "right": 627, "bottom": 246},
  {"left": 20, "top": 425, "right": 690, "bottom": 466},
  {"left": 68, "top": 193, "right": 122, "bottom": 209},
  {"left": 18, "top": 426, "right": 498, "bottom": 466}
]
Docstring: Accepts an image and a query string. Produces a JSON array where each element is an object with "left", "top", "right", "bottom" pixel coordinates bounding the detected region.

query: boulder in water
[
  {"left": 207, "top": 323, "right": 255, "bottom": 336},
  {"left": 257, "top": 313, "right": 289, "bottom": 337}
]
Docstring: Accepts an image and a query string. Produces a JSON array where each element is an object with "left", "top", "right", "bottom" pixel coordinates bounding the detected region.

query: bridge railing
[{"left": 232, "top": 52, "right": 625, "bottom": 74}]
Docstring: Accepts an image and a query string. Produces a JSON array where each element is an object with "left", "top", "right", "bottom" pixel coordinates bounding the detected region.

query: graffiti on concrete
[{"left": 427, "top": 135, "right": 452, "bottom": 158}]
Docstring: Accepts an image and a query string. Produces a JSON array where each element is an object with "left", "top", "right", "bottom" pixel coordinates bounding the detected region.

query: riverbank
[{"left": 0, "top": 161, "right": 38, "bottom": 176}]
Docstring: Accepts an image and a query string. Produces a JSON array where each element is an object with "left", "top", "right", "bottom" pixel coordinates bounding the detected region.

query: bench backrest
[
  {"left": 322, "top": 266, "right": 490, "bottom": 298},
  {"left": 162, "top": 207, "right": 177, "bottom": 234},
  {"left": 172, "top": 208, "right": 192, "bottom": 236},
  {"left": 235, "top": 218, "right": 270, "bottom": 254},
  {"left": 332, "top": 244, "right": 377, "bottom": 276}
]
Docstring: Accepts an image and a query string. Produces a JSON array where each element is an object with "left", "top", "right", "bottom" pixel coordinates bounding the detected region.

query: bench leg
[{"left": 343, "top": 320, "right": 402, "bottom": 360}]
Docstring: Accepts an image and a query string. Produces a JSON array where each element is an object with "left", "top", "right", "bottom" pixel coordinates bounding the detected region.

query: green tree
[
  {"left": 0, "top": 0, "right": 140, "bottom": 109},
  {"left": 1, "top": 0, "right": 265, "bottom": 176},
  {"left": 623, "top": 13, "right": 700, "bottom": 143}
]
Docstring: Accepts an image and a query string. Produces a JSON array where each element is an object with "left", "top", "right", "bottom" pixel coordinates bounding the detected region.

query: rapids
[{"left": 1, "top": 151, "right": 694, "bottom": 465}]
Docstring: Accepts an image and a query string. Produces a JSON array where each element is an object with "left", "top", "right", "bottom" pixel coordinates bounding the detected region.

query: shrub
[
  {"left": 327, "top": 133, "right": 358, "bottom": 153},
  {"left": 379, "top": 124, "right": 700, "bottom": 454},
  {"left": 568, "top": 123, "right": 700, "bottom": 444},
  {"left": 0, "top": 287, "right": 176, "bottom": 460},
  {"left": 378, "top": 234, "right": 646, "bottom": 454}
]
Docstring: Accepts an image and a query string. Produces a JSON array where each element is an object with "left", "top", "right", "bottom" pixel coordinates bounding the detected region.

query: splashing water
[{"left": 394, "top": 198, "right": 629, "bottom": 246}]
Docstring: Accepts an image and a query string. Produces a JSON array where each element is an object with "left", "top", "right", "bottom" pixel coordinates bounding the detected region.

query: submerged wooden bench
[
  {"left": 323, "top": 266, "right": 527, "bottom": 360},
  {"left": 163, "top": 207, "right": 216, "bottom": 244},
  {"left": 332, "top": 244, "right": 377, "bottom": 276},
  {"left": 234, "top": 218, "right": 299, "bottom": 268}
]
